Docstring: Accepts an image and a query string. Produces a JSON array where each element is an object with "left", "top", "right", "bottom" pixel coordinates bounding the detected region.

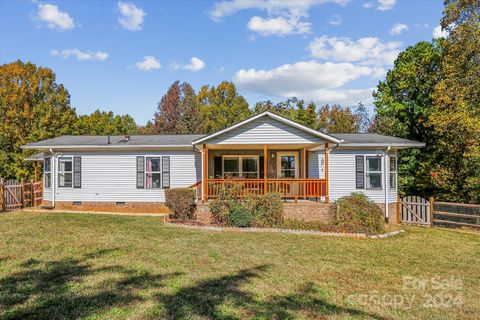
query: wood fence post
[
  {"left": 429, "top": 197, "right": 434, "bottom": 227},
  {"left": 31, "top": 179, "right": 35, "bottom": 207},
  {"left": 0, "top": 178, "right": 4, "bottom": 212},
  {"left": 21, "top": 178, "right": 25, "bottom": 208},
  {"left": 397, "top": 196, "right": 401, "bottom": 224}
]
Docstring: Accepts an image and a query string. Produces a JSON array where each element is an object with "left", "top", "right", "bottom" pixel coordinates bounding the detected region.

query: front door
[{"left": 276, "top": 152, "right": 299, "bottom": 178}]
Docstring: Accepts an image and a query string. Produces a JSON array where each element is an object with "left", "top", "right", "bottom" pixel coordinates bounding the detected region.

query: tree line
[{"left": 0, "top": 0, "right": 478, "bottom": 203}]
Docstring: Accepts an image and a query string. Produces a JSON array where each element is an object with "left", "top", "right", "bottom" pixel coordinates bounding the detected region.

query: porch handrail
[{"left": 205, "top": 178, "right": 327, "bottom": 200}]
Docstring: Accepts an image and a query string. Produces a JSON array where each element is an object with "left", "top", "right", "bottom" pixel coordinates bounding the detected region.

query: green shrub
[
  {"left": 334, "top": 193, "right": 385, "bottom": 235},
  {"left": 227, "top": 205, "right": 253, "bottom": 227},
  {"left": 209, "top": 184, "right": 284, "bottom": 227},
  {"left": 165, "top": 188, "right": 196, "bottom": 220},
  {"left": 245, "top": 193, "right": 283, "bottom": 227},
  {"left": 209, "top": 184, "right": 241, "bottom": 225}
]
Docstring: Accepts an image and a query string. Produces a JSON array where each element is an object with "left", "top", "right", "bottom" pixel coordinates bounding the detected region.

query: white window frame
[
  {"left": 145, "top": 157, "right": 162, "bottom": 189},
  {"left": 44, "top": 157, "right": 51, "bottom": 189},
  {"left": 365, "top": 156, "right": 382, "bottom": 190},
  {"left": 58, "top": 157, "right": 73, "bottom": 188},
  {"left": 222, "top": 155, "right": 259, "bottom": 179},
  {"left": 389, "top": 156, "right": 397, "bottom": 189}
]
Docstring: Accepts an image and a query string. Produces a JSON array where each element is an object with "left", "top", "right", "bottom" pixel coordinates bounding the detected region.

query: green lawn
[{"left": 0, "top": 212, "right": 479, "bottom": 320}]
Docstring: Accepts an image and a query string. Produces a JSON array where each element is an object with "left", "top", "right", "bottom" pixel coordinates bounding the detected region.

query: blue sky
[{"left": 0, "top": 0, "right": 445, "bottom": 125}]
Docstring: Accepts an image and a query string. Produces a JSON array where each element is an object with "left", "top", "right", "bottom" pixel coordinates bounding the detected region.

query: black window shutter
[
  {"left": 137, "top": 156, "right": 145, "bottom": 189},
  {"left": 162, "top": 156, "right": 170, "bottom": 189},
  {"left": 73, "top": 157, "right": 81, "bottom": 188},
  {"left": 259, "top": 156, "right": 265, "bottom": 178},
  {"left": 214, "top": 156, "right": 222, "bottom": 178},
  {"left": 355, "top": 155, "right": 365, "bottom": 189}
]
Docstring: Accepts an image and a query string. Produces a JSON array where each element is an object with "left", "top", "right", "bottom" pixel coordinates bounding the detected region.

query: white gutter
[
  {"left": 22, "top": 144, "right": 193, "bottom": 150},
  {"left": 384, "top": 146, "right": 391, "bottom": 223}
]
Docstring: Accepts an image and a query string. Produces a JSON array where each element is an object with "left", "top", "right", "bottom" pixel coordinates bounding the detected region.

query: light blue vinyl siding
[
  {"left": 48, "top": 150, "right": 199, "bottom": 203},
  {"left": 207, "top": 117, "right": 326, "bottom": 145}
]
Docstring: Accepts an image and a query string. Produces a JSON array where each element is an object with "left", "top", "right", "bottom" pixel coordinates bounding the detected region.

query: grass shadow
[{"left": 0, "top": 248, "right": 181, "bottom": 320}]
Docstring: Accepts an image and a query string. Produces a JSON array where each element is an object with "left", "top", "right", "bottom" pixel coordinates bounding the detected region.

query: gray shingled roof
[
  {"left": 331, "top": 133, "right": 425, "bottom": 147},
  {"left": 22, "top": 135, "right": 206, "bottom": 149}
]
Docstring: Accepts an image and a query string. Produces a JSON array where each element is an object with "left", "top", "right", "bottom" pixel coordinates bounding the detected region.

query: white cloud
[
  {"left": 234, "top": 61, "right": 375, "bottom": 105},
  {"left": 171, "top": 57, "right": 206, "bottom": 72},
  {"left": 308, "top": 36, "right": 402, "bottom": 66},
  {"left": 118, "top": 2, "right": 145, "bottom": 31},
  {"left": 209, "top": 0, "right": 347, "bottom": 36},
  {"left": 433, "top": 25, "right": 448, "bottom": 38},
  {"left": 37, "top": 3, "right": 75, "bottom": 31},
  {"left": 134, "top": 56, "right": 161, "bottom": 71},
  {"left": 328, "top": 14, "right": 342, "bottom": 26},
  {"left": 390, "top": 23, "right": 408, "bottom": 35},
  {"left": 378, "top": 0, "right": 396, "bottom": 11},
  {"left": 209, "top": 0, "right": 348, "bottom": 21},
  {"left": 51, "top": 49, "right": 108, "bottom": 61},
  {"left": 247, "top": 16, "right": 310, "bottom": 36},
  {"left": 183, "top": 57, "right": 205, "bottom": 72},
  {"left": 363, "top": 2, "right": 374, "bottom": 8}
]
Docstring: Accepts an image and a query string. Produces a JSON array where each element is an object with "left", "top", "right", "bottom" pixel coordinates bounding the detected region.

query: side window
[
  {"left": 145, "top": 157, "right": 161, "bottom": 189},
  {"left": 58, "top": 157, "right": 73, "bottom": 188},
  {"left": 366, "top": 156, "right": 382, "bottom": 189},
  {"left": 44, "top": 157, "right": 51, "bottom": 188},
  {"left": 389, "top": 156, "right": 397, "bottom": 189}
]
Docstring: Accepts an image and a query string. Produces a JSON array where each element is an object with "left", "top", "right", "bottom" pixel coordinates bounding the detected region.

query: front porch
[{"left": 199, "top": 143, "right": 330, "bottom": 203}]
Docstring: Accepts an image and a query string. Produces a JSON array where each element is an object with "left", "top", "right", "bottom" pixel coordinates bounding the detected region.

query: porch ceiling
[{"left": 203, "top": 143, "right": 324, "bottom": 150}]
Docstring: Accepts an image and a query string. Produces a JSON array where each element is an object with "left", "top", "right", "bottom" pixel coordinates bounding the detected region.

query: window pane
[
  {"left": 242, "top": 158, "right": 257, "bottom": 173},
  {"left": 281, "top": 169, "right": 295, "bottom": 178},
  {"left": 281, "top": 156, "right": 295, "bottom": 170},
  {"left": 59, "top": 173, "right": 72, "bottom": 187},
  {"left": 242, "top": 172, "right": 258, "bottom": 179},
  {"left": 366, "top": 172, "right": 382, "bottom": 189},
  {"left": 390, "top": 173, "right": 397, "bottom": 188},
  {"left": 44, "top": 158, "right": 51, "bottom": 172},
  {"left": 146, "top": 158, "right": 160, "bottom": 172},
  {"left": 367, "top": 157, "right": 381, "bottom": 171},
  {"left": 45, "top": 172, "right": 51, "bottom": 188},
  {"left": 390, "top": 157, "right": 396, "bottom": 172},
  {"left": 224, "top": 158, "right": 239, "bottom": 172},
  {"left": 146, "top": 173, "right": 161, "bottom": 189},
  {"left": 223, "top": 172, "right": 239, "bottom": 178},
  {"left": 58, "top": 158, "right": 72, "bottom": 172}
]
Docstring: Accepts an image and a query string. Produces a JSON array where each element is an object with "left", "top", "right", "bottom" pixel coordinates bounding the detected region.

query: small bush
[
  {"left": 165, "top": 188, "right": 196, "bottom": 220},
  {"left": 209, "top": 184, "right": 283, "bottom": 227},
  {"left": 334, "top": 193, "right": 385, "bottom": 235},
  {"left": 209, "top": 184, "right": 241, "bottom": 225},
  {"left": 245, "top": 193, "right": 283, "bottom": 228},
  {"left": 227, "top": 205, "right": 253, "bottom": 227}
]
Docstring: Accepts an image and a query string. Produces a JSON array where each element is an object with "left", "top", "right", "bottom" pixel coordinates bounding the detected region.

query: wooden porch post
[
  {"left": 263, "top": 145, "right": 267, "bottom": 194},
  {"left": 302, "top": 148, "right": 307, "bottom": 199},
  {"left": 324, "top": 143, "right": 329, "bottom": 204},
  {"left": 202, "top": 144, "right": 208, "bottom": 203}
]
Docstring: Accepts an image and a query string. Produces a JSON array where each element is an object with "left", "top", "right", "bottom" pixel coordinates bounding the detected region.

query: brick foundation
[
  {"left": 377, "top": 202, "right": 399, "bottom": 224},
  {"left": 194, "top": 201, "right": 334, "bottom": 224},
  {"left": 44, "top": 201, "right": 171, "bottom": 214}
]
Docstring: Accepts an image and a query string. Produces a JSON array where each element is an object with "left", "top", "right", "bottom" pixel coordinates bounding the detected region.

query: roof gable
[{"left": 193, "top": 112, "right": 341, "bottom": 145}]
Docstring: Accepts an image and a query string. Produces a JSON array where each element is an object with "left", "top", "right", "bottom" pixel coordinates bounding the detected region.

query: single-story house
[{"left": 22, "top": 112, "right": 424, "bottom": 223}]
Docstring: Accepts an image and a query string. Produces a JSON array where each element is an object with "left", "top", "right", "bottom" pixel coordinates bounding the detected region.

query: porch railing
[{"left": 205, "top": 178, "right": 327, "bottom": 200}]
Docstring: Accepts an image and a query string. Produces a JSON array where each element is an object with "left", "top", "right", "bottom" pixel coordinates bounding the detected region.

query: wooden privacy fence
[
  {"left": 398, "top": 196, "right": 480, "bottom": 228},
  {"left": 0, "top": 179, "right": 43, "bottom": 212}
]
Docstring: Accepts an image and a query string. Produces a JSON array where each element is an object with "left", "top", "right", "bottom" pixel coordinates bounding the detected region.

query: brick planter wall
[
  {"left": 47, "top": 201, "right": 171, "bottom": 214},
  {"left": 194, "top": 202, "right": 334, "bottom": 224}
]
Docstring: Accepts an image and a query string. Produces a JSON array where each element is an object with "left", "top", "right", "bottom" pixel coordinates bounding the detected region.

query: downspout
[
  {"left": 49, "top": 148, "right": 56, "bottom": 209},
  {"left": 384, "top": 146, "right": 391, "bottom": 223}
]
